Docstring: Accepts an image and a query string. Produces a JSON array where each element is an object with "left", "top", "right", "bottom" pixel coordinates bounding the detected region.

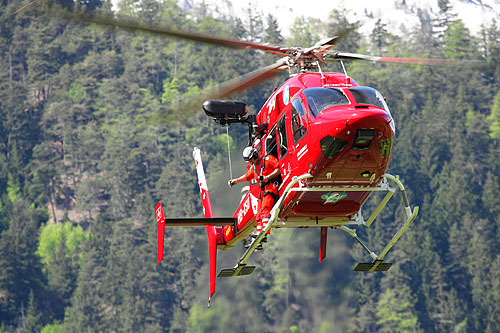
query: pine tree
[
  {"left": 264, "top": 14, "right": 283, "bottom": 45},
  {"left": 488, "top": 90, "right": 500, "bottom": 139},
  {"left": 443, "top": 20, "right": 476, "bottom": 59},
  {"left": 434, "top": 0, "right": 457, "bottom": 39},
  {"left": 244, "top": 3, "right": 264, "bottom": 43},
  {"left": 370, "top": 19, "right": 386, "bottom": 50},
  {"left": 287, "top": 16, "right": 322, "bottom": 46},
  {"left": 19, "top": 291, "right": 43, "bottom": 333},
  {"left": 47, "top": 233, "right": 77, "bottom": 318},
  {"left": 0, "top": 199, "right": 48, "bottom": 328},
  {"left": 324, "top": 8, "right": 361, "bottom": 52},
  {"left": 376, "top": 288, "right": 420, "bottom": 332}
]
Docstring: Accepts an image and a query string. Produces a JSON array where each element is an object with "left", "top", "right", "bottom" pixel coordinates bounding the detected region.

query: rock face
[{"left": 179, "top": 0, "right": 500, "bottom": 38}]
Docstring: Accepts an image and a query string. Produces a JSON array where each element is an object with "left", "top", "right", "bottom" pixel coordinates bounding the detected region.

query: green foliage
[
  {"left": 488, "top": 90, "right": 500, "bottom": 139},
  {"left": 376, "top": 288, "right": 419, "bottom": 332},
  {"left": 37, "top": 222, "right": 88, "bottom": 265},
  {"left": 161, "top": 77, "right": 181, "bottom": 104},
  {"left": 1, "top": 1, "right": 500, "bottom": 332},
  {"left": 287, "top": 16, "right": 322, "bottom": 46},
  {"left": 264, "top": 14, "right": 283, "bottom": 44},
  {"left": 443, "top": 20, "right": 476, "bottom": 59},
  {"left": 19, "top": 291, "right": 43, "bottom": 333},
  {"left": 67, "top": 82, "right": 88, "bottom": 104},
  {"left": 7, "top": 174, "right": 21, "bottom": 203},
  {"left": 187, "top": 301, "right": 231, "bottom": 332},
  {"left": 0, "top": 199, "right": 48, "bottom": 328},
  {"left": 41, "top": 323, "right": 64, "bottom": 333},
  {"left": 37, "top": 224, "right": 63, "bottom": 264}
]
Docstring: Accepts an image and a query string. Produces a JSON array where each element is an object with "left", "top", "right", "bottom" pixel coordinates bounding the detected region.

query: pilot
[{"left": 228, "top": 146, "right": 281, "bottom": 237}]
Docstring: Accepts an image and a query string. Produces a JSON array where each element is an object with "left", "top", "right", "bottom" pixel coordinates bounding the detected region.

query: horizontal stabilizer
[
  {"left": 218, "top": 265, "right": 256, "bottom": 277},
  {"left": 164, "top": 217, "right": 236, "bottom": 227},
  {"left": 354, "top": 260, "right": 392, "bottom": 272}
]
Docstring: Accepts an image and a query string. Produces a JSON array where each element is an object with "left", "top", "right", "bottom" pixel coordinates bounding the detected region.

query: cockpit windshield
[
  {"left": 348, "top": 87, "right": 391, "bottom": 113},
  {"left": 303, "top": 88, "right": 349, "bottom": 117}
]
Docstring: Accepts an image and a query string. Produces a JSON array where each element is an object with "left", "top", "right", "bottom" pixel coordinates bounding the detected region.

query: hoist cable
[{"left": 226, "top": 126, "right": 233, "bottom": 180}]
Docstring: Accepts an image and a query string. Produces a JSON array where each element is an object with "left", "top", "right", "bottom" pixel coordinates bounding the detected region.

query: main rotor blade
[
  {"left": 21, "top": 3, "right": 290, "bottom": 56},
  {"left": 210, "top": 58, "right": 288, "bottom": 99},
  {"left": 320, "top": 25, "right": 359, "bottom": 47},
  {"left": 303, "top": 26, "right": 359, "bottom": 56},
  {"left": 328, "top": 52, "right": 496, "bottom": 69},
  {"left": 150, "top": 59, "right": 288, "bottom": 124}
]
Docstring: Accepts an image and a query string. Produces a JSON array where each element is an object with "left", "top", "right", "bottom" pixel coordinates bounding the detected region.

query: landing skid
[
  {"left": 218, "top": 264, "right": 255, "bottom": 277},
  {"left": 354, "top": 260, "right": 392, "bottom": 272},
  {"left": 339, "top": 174, "right": 419, "bottom": 271},
  {"left": 218, "top": 173, "right": 418, "bottom": 276}
]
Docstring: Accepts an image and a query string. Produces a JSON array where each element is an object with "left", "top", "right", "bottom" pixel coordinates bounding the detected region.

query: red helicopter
[
  {"left": 155, "top": 63, "right": 420, "bottom": 306},
  {"left": 23, "top": 6, "right": 489, "bottom": 306},
  {"left": 151, "top": 32, "right": 438, "bottom": 305},
  {"left": 141, "top": 20, "right": 492, "bottom": 306}
]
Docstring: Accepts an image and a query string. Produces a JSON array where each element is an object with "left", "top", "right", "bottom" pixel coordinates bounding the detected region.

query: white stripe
[
  {"left": 193, "top": 148, "right": 209, "bottom": 191},
  {"left": 297, "top": 145, "right": 308, "bottom": 160},
  {"left": 298, "top": 144, "right": 308, "bottom": 156}
]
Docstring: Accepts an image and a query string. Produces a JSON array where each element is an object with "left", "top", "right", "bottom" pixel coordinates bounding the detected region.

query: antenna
[
  {"left": 340, "top": 61, "right": 351, "bottom": 85},
  {"left": 340, "top": 60, "right": 349, "bottom": 77},
  {"left": 316, "top": 61, "right": 325, "bottom": 79},
  {"left": 316, "top": 61, "right": 327, "bottom": 85}
]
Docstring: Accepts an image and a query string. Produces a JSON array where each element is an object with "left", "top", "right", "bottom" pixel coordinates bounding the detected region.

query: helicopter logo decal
[
  {"left": 267, "top": 96, "right": 276, "bottom": 123},
  {"left": 237, "top": 193, "right": 259, "bottom": 225},
  {"left": 321, "top": 192, "right": 348, "bottom": 204},
  {"left": 283, "top": 85, "right": 290, "bottom": 105}
]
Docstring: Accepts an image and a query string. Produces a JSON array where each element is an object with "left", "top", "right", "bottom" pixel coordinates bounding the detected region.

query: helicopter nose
[
  {"left": 316, "top": 107, "right": 394, "bottom": 136},
  {"left": 346, "top": 108, "right": 394, "bottom": 135},
  {"left": 315, "top": 107, "right": 394, "bottom": 161},
  {"left": 352, "top": 107, "right": 392, "bottom": 122}
]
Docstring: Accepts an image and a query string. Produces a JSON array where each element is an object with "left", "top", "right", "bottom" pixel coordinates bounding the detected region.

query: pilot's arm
[{"left": 262, "top": 168, "right": 280, "bottom": 183}]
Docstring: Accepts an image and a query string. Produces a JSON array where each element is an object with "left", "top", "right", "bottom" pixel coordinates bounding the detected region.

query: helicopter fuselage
[{"left": 219, "top": 72, "right": 396, "bottom": 248}]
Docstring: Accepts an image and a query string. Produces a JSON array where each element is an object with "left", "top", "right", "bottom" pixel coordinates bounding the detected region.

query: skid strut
[
  {"left": 218, "top": 174, "right": 313, "bottom": 277},
  {"left": 342, "top": 174, "right": 419, "bottom": 271}
]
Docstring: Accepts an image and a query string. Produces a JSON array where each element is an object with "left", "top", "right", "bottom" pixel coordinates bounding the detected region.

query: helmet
[{"left": 243, "top": 146, "right": 258, "bottom": 161}]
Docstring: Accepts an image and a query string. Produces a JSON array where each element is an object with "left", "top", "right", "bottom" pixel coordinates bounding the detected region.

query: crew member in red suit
[{"left": 228, "top": 146, "right": 281, "bottom": 236}]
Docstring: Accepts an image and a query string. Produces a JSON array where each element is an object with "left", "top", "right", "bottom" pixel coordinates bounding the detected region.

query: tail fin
[
  {"left": 155, "top": 202, "right": 166, "bottom": 265},
  {"left": 193, "top": 148, "right": 217, "bottom": 305},
  {"left": 193, "top": 147, "right": 214, "bottom": 218}
]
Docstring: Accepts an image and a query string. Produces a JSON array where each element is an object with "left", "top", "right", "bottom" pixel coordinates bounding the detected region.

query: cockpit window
[
  {"left": 291, "top": 99, "right": 307, "bottom": 143},
  {"left": 303, "top": 88, "right": 349, "bottom": 117},
  {"left": 348, "top": 87, "right": 391, "bottom": 113}
]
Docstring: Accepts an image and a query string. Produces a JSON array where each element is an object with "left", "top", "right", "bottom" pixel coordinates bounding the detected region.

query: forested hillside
[{"left": 1, "top": 0, "right": 500, "bottom": 331}]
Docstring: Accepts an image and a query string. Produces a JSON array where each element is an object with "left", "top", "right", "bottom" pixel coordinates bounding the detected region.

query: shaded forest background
[{"left": 1, "top": 0, "right": 500, "bottom": 331}]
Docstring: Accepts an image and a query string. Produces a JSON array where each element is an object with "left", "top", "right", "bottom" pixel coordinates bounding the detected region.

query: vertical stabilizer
[
  {"left": 193, "top": 147, "right": 217, "bottom": 305},
  {"left": 193, "top": 148, "right": 214, "bottom": 218}
]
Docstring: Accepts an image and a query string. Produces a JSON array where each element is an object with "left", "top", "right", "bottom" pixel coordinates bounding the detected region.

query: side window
[
  {"left": 291, "top": 98, "right": 307, "bottom": 143},
  {"left": 265, "top": 125, "right": 278, "bottom": 159},
  {"left": 277, "top": 114, "right": 288, "bottom": 158}
]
